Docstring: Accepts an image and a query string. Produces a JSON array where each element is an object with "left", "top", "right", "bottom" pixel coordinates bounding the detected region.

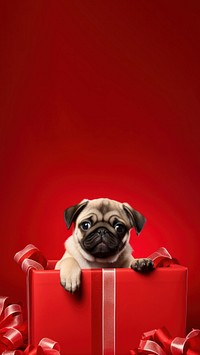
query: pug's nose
[{"left": 97, "top": 228, "right": 107, "bottom": 236}]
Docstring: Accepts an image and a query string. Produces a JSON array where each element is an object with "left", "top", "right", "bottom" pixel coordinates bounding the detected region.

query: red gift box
[{"left": 27, "top": 263, "right": 187, "bottom": 355}]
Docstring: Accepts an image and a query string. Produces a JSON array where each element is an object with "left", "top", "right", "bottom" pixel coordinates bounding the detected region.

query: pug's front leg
[
  {"left": 56, "top": 257, "right": 81, "bottom": 293},
  {"left": 131, "top": 258, "right": 154, "bottom": 272}
]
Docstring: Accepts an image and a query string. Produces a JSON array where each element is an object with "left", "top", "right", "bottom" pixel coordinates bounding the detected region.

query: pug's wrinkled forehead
[
  {"left": 64, "top": 198, "right": 146, "bottom": 235},
  {"left": 76, "top": 198, "right": 131, "bottom": 226}
]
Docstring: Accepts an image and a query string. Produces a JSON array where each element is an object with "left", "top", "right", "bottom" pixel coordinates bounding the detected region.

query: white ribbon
[{"left": 102, "top": 269, "right": 116, "bottom": 355}]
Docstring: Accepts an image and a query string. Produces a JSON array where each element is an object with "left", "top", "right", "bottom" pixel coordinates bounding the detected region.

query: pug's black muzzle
[{"left": 80, "top": 227, "right": 121, "bottom": 258}]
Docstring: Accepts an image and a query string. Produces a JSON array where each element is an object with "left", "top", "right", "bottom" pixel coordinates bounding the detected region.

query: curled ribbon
[
  {"left": 13, "top": 247, "right": 60, "bottom": 353},
  {"left": 148, "top": 247, "right": 179, "bottom": 268},
  {"left": 130, "top": 327, "right": 200, "bottom": 354},
  {"left": 14, "top": 244, "right": 47, "bottom": 272},
  {"left": 0, "top": 296, "right": 26, "bottom": 353},
  {"left": 2, "top": 337, "right": 60, "bottom": 354}
]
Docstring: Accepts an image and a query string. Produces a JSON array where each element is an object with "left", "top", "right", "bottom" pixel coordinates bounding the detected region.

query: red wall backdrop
[{"left": 0, "top": 1, "right": 200, "bottom": 331}]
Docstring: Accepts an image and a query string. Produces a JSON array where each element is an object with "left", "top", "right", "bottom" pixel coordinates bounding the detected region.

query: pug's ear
[
  {"left": 123, "top": 203, "right": 146, "bottom": 235},
  {"left": 64, "top": 200, "right": 89, "bottom": 229}
]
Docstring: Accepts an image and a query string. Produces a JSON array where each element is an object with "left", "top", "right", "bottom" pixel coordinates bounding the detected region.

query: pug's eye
[
  {"left": 114, "top": 223, "right": 126, "bottom": 234},
  {"left": 80, "top": 221, "right": 91, "bottom": 231}
]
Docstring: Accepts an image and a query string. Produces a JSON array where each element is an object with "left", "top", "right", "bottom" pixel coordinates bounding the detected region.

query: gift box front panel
[
  {"left": 116, "top": 266, "right": 187, "bottom": 354},
  {"left": 28, "top": 265, "right": 187, "bottom": 355},
  {"left": 28, "top": 269, "right": 100, "bottom": 355}
]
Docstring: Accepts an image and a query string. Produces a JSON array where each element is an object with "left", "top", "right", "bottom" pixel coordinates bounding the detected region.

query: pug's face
[{"left": 64, "top": 198, "right": 146, "bottom": 262}]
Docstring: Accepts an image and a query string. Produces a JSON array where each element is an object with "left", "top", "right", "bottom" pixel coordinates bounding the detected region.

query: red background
[{"left": 0, "top": 1, "right": 200, "bottom": 331}]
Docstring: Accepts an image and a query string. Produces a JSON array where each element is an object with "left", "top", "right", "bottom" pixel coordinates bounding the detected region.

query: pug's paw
[
  {"left": 131, "top": 258, "right": 154, "bottom": 272},
  {"left": 59, "top": 259, "right": 81, "bottom": 293}
]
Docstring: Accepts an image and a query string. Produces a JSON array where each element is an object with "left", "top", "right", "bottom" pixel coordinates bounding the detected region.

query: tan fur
[{"left": 56, "top": 198, "right": 152, "bottom": 292}]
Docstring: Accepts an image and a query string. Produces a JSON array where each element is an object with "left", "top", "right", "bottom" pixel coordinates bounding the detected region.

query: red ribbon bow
[
  {"left": 130, "top": 327, "right": 200, "bottom": 355},
  {"left": 2, "top": 337, "right": 60, "bottom": 354},
  {"left": 0, "top": 297, "right": 59, "bottom": 354},
  {"left": 0, "top": 296, "right": 27, "bottom": 353},
  {"left": 13, "top": 246, "right": 60, "bottom": 353},
  {"left": 14, "top": 245, "right": 47, "bottom": 272},
  {"left": 148, "top": 247, "right": 178, "bottom": 268}
]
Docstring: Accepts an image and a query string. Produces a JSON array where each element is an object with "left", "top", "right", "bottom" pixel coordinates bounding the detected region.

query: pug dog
[{"left": 55, "top": 198, "right": 154, "bottom": 292}]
